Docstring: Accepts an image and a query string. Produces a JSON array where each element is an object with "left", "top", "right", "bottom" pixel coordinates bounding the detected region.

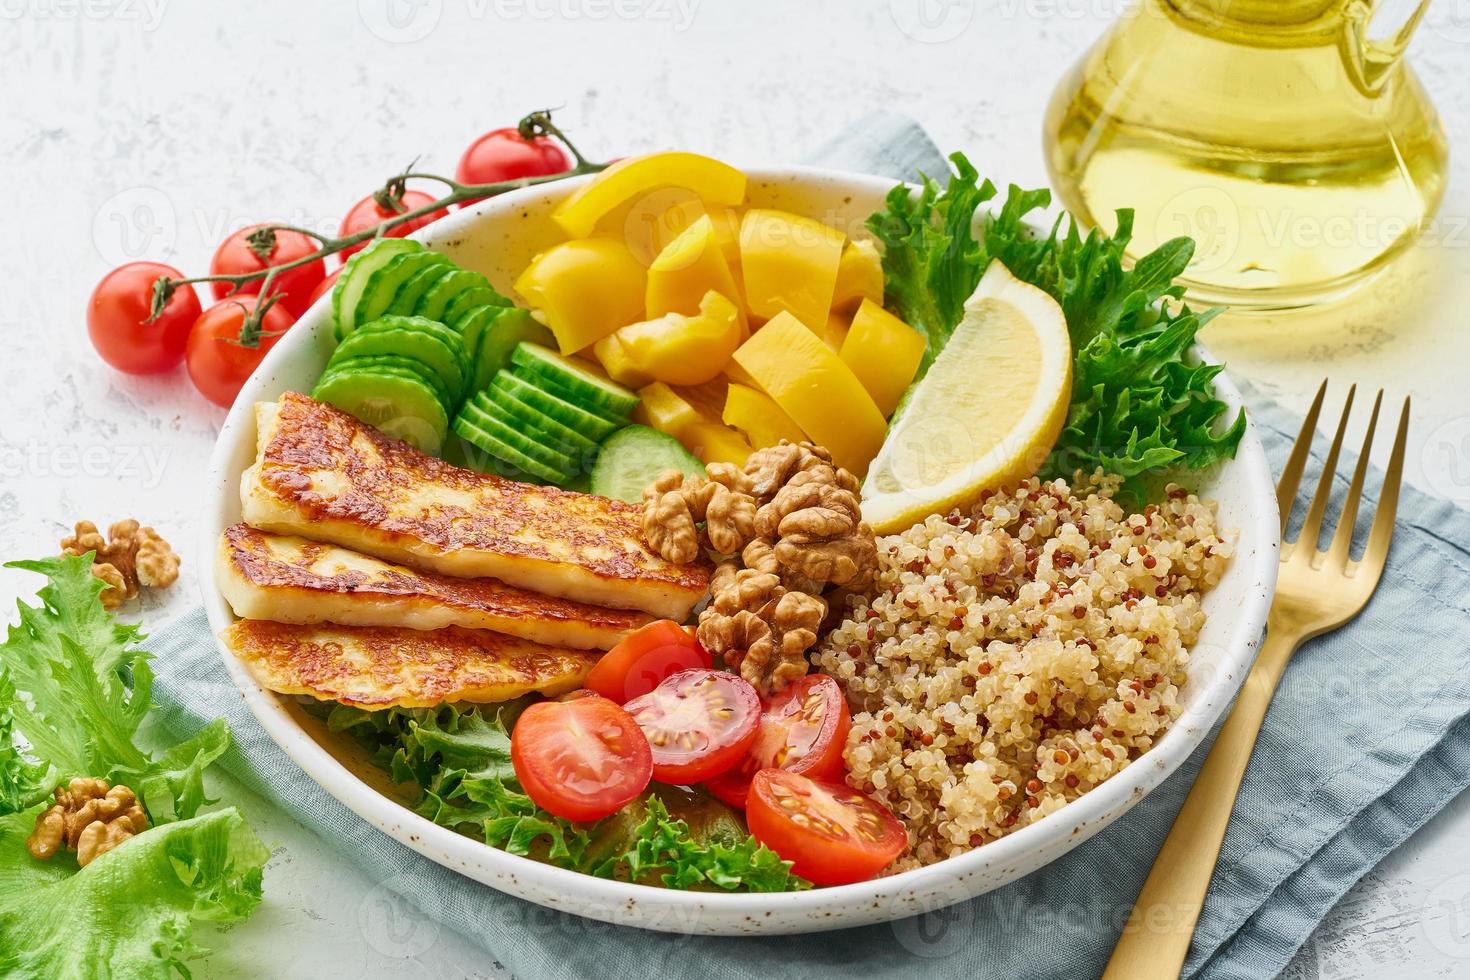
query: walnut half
[
  {"left": 60, "top": 520, "right": 179, "bottom": 608},
  {"left": 27, "top": 778, "right": 149, "bottom": 867}
]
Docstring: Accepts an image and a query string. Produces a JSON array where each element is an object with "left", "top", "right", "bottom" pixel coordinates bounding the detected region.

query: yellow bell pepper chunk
[
  {"left": 553, "top": 152, "right": 747, "bottom": 239},
  {"left": 592, "top": 291, "right": 742, "bottom": 388},
  {"left": 708, "top": 207, "right": 743, "bottom": 272},
  {"left": 732, "top": 311, "right": 886, "bottom": 475},
  {"left": 513, "top": 238, "right": 646, "bottom": 355},
  {"left": 831, "top": 239, "right": 883, "bottom": 314},
  {"left": 818, "top": 310, "right": 851, "bottom": 352},
  {"left": 839, "top": 299, "right": 927, "bottom": 417},
  {"left": 646, "top": 216, "right": 746, "bottom": 334},
  {"left": 684, "top": 421, "right": 753, "bottom": 467},
  {"left": 634, "top": 382, "right": 704, "bottom": 438},
  {"left": 723, "top": 383, "right": 807, "bottom": 449},
  {"left": 738, "top": 209, "right": 845, "bottom": 330}
]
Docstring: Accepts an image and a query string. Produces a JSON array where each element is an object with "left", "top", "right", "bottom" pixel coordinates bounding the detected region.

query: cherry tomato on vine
[
  {"left": 209, "top": 225, "right": 325, "bottom": 318},
  {"left": 624, "top": 669, "right": 760, "bottom": 785},
  {"left": 510, "top": 694, "right": 651, "bottom": 822},
  {"left": 456, "top": 127, "right": 571, "bottom": 201},
  {"left": 745, "top": 769, "right": 906, "bottom": 885},
  {"left": 184, "top": 297, "right": 295, "bottom": 408},
  {"left": 705, "top": 674, "right": 851, "bottom": 809},
  {"left": 87, "top": 262, "right": 201, "bottom": 375},
  {"left": 583, "top": 620, "right": 713, "bottom": 703},
  {"left": 307, "top": 268, "right": 341, "bottom": 309},
  {"left": 337, "top": 190, "right": 449, "bottom": 257}
]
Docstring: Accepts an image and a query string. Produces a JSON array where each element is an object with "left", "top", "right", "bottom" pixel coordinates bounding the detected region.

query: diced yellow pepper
[
  {"left": 839, "top": 299, "right": 927, "bottom": 417},
  {"left": 818, "top": 310, "right": 851, "bottom": 352},
  {"left": 646, "top": 215, "right": 746, "bottom": 334},
  {"left": 724, "top": 383, "right": 807, "bottom": 449},
  {"left": 831, "top": 239, "right": 883, "bottom": 314},
  {"left": 674, "top": 378, "right": 729, "bottom": 421},
  {"left": 634, "top": 382, "right": 704, "bottom": 438},
  {"left": 732, "top": 311, "right": 886, "bottom": 475},
  {"left": 684, "top": 421, "right": 753, "bottom": 466},
  {"left": 707, "top": 207, "right": 743, "bottom": 272},
  {"left": 553, "top": 152, "right": 747, "bottom": 239},
  {"left": 513, "top": 238, "right": 646, "bottom": 355},
  {"left": 592, "top": 291, "right": 742, "bottom": 387},
  {"left": 738, "top": 209, "right": 845, "bottom": 330}
]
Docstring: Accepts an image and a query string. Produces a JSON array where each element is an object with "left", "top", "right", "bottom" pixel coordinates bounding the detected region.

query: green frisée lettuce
[
  {"left": 328, "top": 702, "right": 808, "bottom": 892},
  {"left": 867, "top": 152, "right": 1245, "bottom": 499},
  {"left": 0, "top": 554, "right": 267, "bottom": 977}
]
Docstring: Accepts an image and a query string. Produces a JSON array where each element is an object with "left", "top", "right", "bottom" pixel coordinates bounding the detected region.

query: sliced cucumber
[
  {"left": 333, "top": 238, "right": 423, "bottom": 339},
  {"left": 466, "top": 307, "right": 554, "bottom": 394},
  {"left": 478, "top": 385, "right": 598, "bottom": 456},
  {"left": 445, "top": 285, "right": 512, "bottom": 327},
  {"left": 458, "top": 399, "right": 578, "bottom": 476},
  {"left": 510, "top": 343, "right": 638, "bottom": 418},
  {"left": 330, "top": 316, "right": 469, "bottom": 406},
  {"left": 590, "top": 425, "right": 705, "bottom": 503},
  {"left": 356, "top": 252, "right": 453, "bottom": 330},
  {"left": 491, "top": 371, "right": 622, "bottom": 440},
  {"left": 387, "top": 264, "right": 455, "bottom": 318},
  {"left": 417, "top": 269, "right": 488, "bottom": 324},
  {"left": 312, "top": 370, "right": 448, "bottom": 455},
  {"left": 319, "top": 354, "right": 453, "bottom": 412},
  {"left": 453, "top": 413, "right": 570, "bottom": 485}
]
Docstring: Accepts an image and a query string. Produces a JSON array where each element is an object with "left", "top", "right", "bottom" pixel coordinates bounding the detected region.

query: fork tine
[
  {"left": 1297, "top": 385, "right": 1356, "bottom": 552},
  {"left": 1326, "top": 390, "right": 1383, "bottom": 566},
  {"left": 1276, "top": 379, "right": 1328, "bottom": 539},
  {"left": 1359, "top": 397, "right": 1410, "bottom": 581}
]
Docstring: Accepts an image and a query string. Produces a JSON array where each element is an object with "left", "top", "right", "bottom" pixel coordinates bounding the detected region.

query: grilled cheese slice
[
  {"left": 239, "top": 393, "right": 711, "bottom": 620},
  {"left": 222, "top": 619, "right": 597, "bottom": 709},
  {"left": 218, "top": 525, "right": 650, "bottom": 650}
]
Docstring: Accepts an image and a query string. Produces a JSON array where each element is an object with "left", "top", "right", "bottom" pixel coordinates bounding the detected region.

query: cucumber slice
[
  {"left": 320, "top": 354, "right": 453, "bottom": 412},
  {"left": 510, "top": 343, "right": 638, "bottom": 418},
  {"left": 357, "top": 252, "right": 453, "bottom": 330},
  {"left": 478, "top": 386, "right": 598, "bottom": 456},
  {"left": 458, "top": 399, "right": 578, "bottom": 475},
  {"left": 453, "top": 413, "right": 571, "bottom": 485},
  {"left": 330, "top": 317, "right": 469, "bottom": 406},
  {"left": 491, "top": 371, "right": 622, "bottom": 440},
  {"left": 387, "top": 264, "right": 455, "bottom": 318},
  {"left": 590, "top": 425, "right": 705, "bottom": 503},
  {"left": 417, "top": 269, "right": 488, "bottom": 324},
  {"left": 445, "top": 285, "right": 512, "bottom": 328},
  {"left": 312, "top": 369, "right": 449, "bottom": 454},
  {"left": 465, "top": 307, "right": 555, "bottom": 394},
  {"left": 333, "top": 238, "right": 423, "bottom": 339}
]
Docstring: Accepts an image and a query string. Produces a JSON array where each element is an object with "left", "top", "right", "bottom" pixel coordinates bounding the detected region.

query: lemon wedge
[{"left": 860, "top": 260, "right": 1072, "bottom": 533}]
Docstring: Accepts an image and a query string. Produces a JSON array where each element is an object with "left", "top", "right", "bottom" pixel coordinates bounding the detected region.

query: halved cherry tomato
[
  {"left": 209, "top": 225, "right": 326, "bottom": 318},
  {"left": 307, "top": 268, "right": 341, "bottom": 309},
  {"left": 583, "top": 620, "right": 713, "bottom": 703},
  {"left": 705, "top": 674, "right": 851, "bottom": 808},
  {"left": 510, "top": 694, "right": 651, "bottom": 822},
  {"left": 337, "top": 190, "right": 449, "bottom": 257},
  {"left": 746, "top": 769, "right": 906, "bottom": 885},
  {"left": 87, "top": 262, "right": 201, "bottom": 374},
  {"left": 624, "top": 669, "right": 760, "bottom": 785}
]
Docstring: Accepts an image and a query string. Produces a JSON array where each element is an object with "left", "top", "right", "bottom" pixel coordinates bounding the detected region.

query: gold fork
[{"left": 1103, "top": 381, "right": 1409, "bottom": 980}]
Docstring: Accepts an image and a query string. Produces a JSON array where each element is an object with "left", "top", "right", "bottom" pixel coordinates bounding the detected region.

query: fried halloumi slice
[
  {"left": 240, "top": 393, "right": 710, "bottom": 620},
  {"left": 218, "top": 524, "right": 649, "bottom": 650},
  {"left": 222, "top": 619, "right": 597, "bottom": 709}
]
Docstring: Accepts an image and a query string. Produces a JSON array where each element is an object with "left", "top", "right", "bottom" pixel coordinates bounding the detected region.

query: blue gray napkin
[{"left": 146, "top": 115, "right": 1470, "bottom": 980}]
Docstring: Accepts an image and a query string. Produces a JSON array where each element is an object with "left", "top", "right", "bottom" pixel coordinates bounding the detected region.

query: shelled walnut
[
  {"left": 27, "top": 778, "right": 149, "bottom": 867},
  {"left": 60, "top": 520, "right": 180, "bottom": 609}
]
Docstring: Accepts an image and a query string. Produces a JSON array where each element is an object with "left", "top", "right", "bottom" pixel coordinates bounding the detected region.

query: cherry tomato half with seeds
[
  {"left": 184, "top": 297, "right": 295, "bottom": 408},
  {"left": 624, "top": 669, "right": 760, "bottom": 785},
  {"left": 209, "top": 225, "right": 326, "bottom": 318},
  {"left": 583, "top": 620, "right": 713, "bottom": 703},
  {"left": 705, "top": 673, "right": 852, "bottom": 808},
  {"left": 510, "top": 694, "right": 651, "bottom": 822},
  {"left": 337, "top": 190, "right": 449, "bottom": 258},
  {"left": 87, "top": 262, "right": 201, "bottom": 374},
  {"left": 746, "top": 769, "right": 907, "bottom": 886},
  {"left": 456, "top": 127, "right": 571, "bottom": 204}
]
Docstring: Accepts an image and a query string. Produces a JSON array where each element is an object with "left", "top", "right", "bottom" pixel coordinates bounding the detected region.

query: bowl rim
[{"left": 199, "top": 163, "right": 1280, "bottom": 926}]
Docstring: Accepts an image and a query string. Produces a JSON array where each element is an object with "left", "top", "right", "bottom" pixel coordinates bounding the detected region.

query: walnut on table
[
  {"left": 27, "top": 777, "right": 149, "bottom": 867},
  {"left": 60, "top": 520, "right": 180, "bottom": 609}
]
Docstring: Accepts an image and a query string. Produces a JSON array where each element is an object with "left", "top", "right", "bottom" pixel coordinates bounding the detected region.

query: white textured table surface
[{"left": 5, "top": 2, "right": 1469, "bottom": 977}]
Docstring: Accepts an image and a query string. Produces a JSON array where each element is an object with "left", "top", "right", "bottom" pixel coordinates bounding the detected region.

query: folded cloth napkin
[{"left": 146, "top": 114, "right": 1470, "bottom": 980}]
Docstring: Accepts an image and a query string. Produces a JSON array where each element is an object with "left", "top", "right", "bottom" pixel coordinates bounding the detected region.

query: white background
[{"left": 4, "top": 0, "right": 1470, "bottom": 976}]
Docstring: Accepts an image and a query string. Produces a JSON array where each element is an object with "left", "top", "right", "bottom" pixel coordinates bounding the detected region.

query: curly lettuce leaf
[
  {"left": 866, "top": 153, "right": 1245, "bottom": 499},
  {"left": 0, "top": 806, "right": 267, "bottom": 980},
  {"left": 0, "top": 670, "right": 52, "bottom": 816}
]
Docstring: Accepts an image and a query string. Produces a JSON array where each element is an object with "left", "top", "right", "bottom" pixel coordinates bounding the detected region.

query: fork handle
[{"left": 1102, "top": 628, "right": 1299, "bottom": 979}]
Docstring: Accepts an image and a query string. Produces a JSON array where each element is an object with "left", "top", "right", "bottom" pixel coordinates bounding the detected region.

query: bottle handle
[{"left": 1339, "top": 0, "right": 1430, "bottom": 97}]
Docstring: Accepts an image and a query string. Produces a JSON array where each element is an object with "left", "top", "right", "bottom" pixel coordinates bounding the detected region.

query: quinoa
[{"left": 814, "top": 473, "right": 1232, "bottom": 870}]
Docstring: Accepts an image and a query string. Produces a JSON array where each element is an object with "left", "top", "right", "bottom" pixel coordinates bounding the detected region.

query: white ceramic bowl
[{"left": 201, "top": 166, "right": 1279, "bottom": 935}]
